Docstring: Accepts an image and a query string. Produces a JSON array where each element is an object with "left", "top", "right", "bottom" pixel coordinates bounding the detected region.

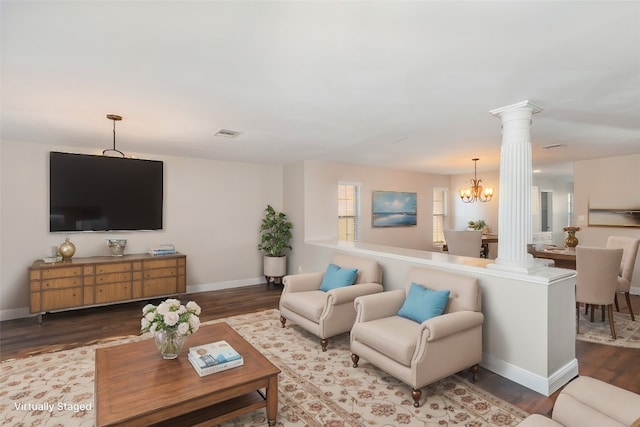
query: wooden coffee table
[{"left": 95, "top": 322, "right": 280, "bottom": 426}]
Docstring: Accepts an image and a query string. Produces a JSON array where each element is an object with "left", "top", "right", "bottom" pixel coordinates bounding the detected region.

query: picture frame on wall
[
  {"left": 372, "top": 191, "right": 417, "bottom": 227},
  {"left": 588, "top": 206, "right": 640, "bottom": 227}
]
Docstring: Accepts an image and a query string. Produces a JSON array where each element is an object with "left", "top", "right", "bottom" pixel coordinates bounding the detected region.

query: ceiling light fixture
[
  {"left": 541, "top": 143, "right": 568, "bottom": 150},
  {"left": 459, "top": 158, "right": 494, "bottom": 203},
  {"left": 214, "top": 129, "right": 241, "bottom": 138},
  {"left": 103, "top": 114, "right": 125, "bottom": 157}
]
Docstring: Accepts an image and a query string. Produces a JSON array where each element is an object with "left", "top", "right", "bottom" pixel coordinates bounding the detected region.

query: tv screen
[{"left": 50, "top": 151, "right": 163, "bottom": 232}]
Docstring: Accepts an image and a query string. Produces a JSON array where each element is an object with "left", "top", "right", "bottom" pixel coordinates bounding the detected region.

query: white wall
[
  {"left": 574, "top": 154, "right": 640, "bottom": 292},
  {"left": 449, "top": 170, "right": 500, "bottom": 233},
  {"left": 301, "top": 160, "right": 450, "bottom": 251},
  {"left": 0, "top": 140, "right": 283, "bottom": 319}
]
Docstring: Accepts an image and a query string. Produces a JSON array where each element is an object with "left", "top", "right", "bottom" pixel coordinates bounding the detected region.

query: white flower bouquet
[{"left": 141, "top": 298, "right": 201, "bottom": 337}]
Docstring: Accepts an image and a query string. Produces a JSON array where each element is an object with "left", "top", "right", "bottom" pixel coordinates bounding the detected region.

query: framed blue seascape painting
[{"left": 372, "top": 191, "right": 417, "bottom": 227}]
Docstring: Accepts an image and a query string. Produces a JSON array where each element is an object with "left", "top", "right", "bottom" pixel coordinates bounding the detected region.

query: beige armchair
[
  {"left": 444, "top": 229, "right": 483, "bottom": 257},
  {"left": 606, "top": 235, "right": 639, "bottom": 321},
  {"left": 350, "top": 266, "right": 484, "bottom": 407},
  {"left": 279, "top": 253, "right": 383, "bottom": 351},
  {"left": 518, "top": 376, "right": 640, "bottom": 427},
  {"left": 576, "top": 246, "right": 623, "bottom": 339}
]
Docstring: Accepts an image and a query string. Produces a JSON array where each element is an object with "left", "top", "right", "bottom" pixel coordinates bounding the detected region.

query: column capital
[{"left": 490, "top": 100, "right": 543, "bottom": 117}]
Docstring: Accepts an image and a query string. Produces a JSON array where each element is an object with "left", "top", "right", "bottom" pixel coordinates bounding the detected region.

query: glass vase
[{"left": 154, "top": 330, "right": 185, "bottom": 359}]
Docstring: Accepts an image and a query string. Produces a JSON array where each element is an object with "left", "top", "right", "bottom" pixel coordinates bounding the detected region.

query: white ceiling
[{"left": 2, "top": 1, "right": 639, "bottom": 177}]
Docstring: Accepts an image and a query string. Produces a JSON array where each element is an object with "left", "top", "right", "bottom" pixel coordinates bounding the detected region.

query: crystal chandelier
[{"left": 459, "top": 158, "right": 494, "bottom": 203}]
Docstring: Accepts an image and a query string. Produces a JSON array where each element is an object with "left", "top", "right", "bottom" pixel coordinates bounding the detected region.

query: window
[
  {"left": 567, "top": 192, "right": 574, "bottom": 226},
  {"left": 338, "top": 183, "right": 360, "bottom": 242},
  {"left": 433, "top": 188, "right": 448, "bottom": 245}
]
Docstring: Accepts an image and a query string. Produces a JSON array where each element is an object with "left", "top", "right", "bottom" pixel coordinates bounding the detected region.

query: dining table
[{"left": 528, "top": 245, "right": 576, "bottom": 269}]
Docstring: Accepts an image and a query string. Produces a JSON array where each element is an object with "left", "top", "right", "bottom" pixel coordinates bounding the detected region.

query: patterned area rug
[
  {"left": 1, "top": 309, "right": 528, "bottom": 426},
  {"left": 576, "top": 309, "right": 640, "bottom": 348}
]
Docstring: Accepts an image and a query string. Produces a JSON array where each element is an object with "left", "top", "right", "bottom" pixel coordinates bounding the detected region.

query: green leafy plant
[
  {"left": 258, "top": 205, "right": 293, "bottom": 257},
  {"left": 468, "top": 220, "right": 486, "bottom": 231}
]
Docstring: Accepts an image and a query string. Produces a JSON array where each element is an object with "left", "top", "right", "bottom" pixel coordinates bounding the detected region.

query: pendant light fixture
[
  {"left": 459, "top": 158, "right": 494, "bottom": 203},
  {"left": 103, "top": 114, "right": 125, "bottom": 157}
]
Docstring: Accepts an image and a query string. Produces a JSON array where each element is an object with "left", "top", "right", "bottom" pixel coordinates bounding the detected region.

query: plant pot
[{"left": 264, "top": 255, "right": 287, "bottom": 278}]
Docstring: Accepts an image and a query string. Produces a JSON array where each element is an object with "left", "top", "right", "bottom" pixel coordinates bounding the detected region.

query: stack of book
[
  {"left": 188, "top": 340, "right": 244, "bottom": 377},
  {"left": 148, "top": 244, "right": 176, "bottom": 256}
]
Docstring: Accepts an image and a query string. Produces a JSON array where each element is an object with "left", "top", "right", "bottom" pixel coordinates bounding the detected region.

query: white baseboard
[
  {"left": 481, "top": 352, "right": 579, "bottom": 396},
  {"left": 0, "top": 278, "right": 265, "bottom": 321},
  {"left": 0, "top": 307, "right": 32, "bottom": 322},
  {"left": 186, "top": 277, "right": 264, "bottom": 294}
]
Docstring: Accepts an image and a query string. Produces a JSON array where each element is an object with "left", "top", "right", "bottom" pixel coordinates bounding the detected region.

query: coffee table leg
[{"left": 267, "top": 374, "right": 278, "bottom": 426}]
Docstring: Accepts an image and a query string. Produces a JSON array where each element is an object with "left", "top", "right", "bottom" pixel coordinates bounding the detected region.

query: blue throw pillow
[
  {"left": 319, "top": 264, "right": 359, "bottom": 292},
  {"left": 397, "top": 282, "right": 450, "bottom": 323}
]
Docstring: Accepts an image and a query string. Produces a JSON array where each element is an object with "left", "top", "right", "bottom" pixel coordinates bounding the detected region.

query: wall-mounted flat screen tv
[{"left": 50, "top": 151, "right": 163, "bottom": 232}]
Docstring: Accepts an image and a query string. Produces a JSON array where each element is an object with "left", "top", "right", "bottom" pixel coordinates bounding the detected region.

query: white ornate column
[{"left": 489, "top": 100, "right": 543, "bottom": 273}]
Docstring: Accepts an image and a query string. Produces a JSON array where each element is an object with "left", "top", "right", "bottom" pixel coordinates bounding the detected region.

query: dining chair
[
  {"left": 606, "top": 236, "right": 639, "bottom": 321},
  {"left": 443, "top": 230, "right": 483, "bottom": 258},
  {"left": 575, "top": 246, "right": 623, "bottom": 339}
]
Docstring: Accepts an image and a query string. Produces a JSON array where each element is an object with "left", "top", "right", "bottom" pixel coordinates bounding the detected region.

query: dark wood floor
[{"left": 1, "top": 285, "right": 639, "bottom": 417}]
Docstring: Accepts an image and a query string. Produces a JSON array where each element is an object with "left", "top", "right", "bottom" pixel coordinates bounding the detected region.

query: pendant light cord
[{"left": 103, "top": 114, "right": 125, "bottom": 157}]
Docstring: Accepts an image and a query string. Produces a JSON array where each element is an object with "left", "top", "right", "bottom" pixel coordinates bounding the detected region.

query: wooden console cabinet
[{"left": 29, "top": 253, "right": 186, "bottom": 320}]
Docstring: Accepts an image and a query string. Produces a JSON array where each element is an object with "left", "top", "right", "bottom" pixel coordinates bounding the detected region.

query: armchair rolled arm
[
  {"left": 328, "top": 282, "right": 384, "bottom": 305},
  {"left": 282, "top": 272, "right": 325, "bottom": 293},
  {"left": 354, "top": 289, "right": 405, "bottom": 323},
  {"left": 422, "top": 311, "right": 484, "bottom": 341}
]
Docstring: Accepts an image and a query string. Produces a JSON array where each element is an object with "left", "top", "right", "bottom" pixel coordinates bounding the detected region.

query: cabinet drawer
[
  {"left": 41, "top": 288, "right": 83, "bottom": 311},
  {"left": 41, "top": 267, "right": 82, "bottom": 279},
  {"left": 143, "top": 277, "right": 177, "bottom": 296},
  {"left": 42, "top": 277, "right": 82, "bottom": 290},
  {"left": 144, "top": 267, "right": 176, "bottom": 279},
  {"left": 96, "top": 272, "right": 132, "bottom": 284},
  {"left": 96, "top": 263, "right": 131, "bottom": 274},
  {"left": 144, "top": 258, "right": 178, "bottom": 269},
  {"left": 96, "top": 283, "right": 132, "bottom": 304}
]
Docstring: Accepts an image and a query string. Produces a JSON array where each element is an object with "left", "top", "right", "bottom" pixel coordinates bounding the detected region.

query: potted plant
[
  {"left": 258, "top": 205, "right": 293, "bottom": 282},
  {"left": 467, "top": 220, "right": 486, "bottom": 231}
]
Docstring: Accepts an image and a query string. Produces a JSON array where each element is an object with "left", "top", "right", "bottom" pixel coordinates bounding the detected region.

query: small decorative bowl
[{"left": 106, "top": 239, "right": 127, "bottom": 256}]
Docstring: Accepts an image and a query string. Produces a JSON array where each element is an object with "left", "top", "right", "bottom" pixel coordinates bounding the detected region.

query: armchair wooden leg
[
  {"left": 608, "top": 304, "right": 617, "bottom": 340},
  {"left": 320, "top": 338, "right": 328, "bottom": 352},
  {"left": 470, "top": 364, "right": 479, "bottom": 382},
  {"left": 411, "top": 388, "right": 422, "bottom": 407},
  {"left": 624, "top": 292, "right": 635, "bottom": 321},
  {"left": 351, "top": 354, "right": 360, "bottom": 368},
  {"left": 601, "top": 305, "right": 605, "bottom": 322},
  {"left": 614, "top": 293, "right": 620, "bottom": 312},
  {"left": 279, "top": 316, "right": 286, "bottom": 328}
]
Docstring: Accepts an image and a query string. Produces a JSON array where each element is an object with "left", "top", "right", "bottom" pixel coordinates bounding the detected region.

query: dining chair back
[
  {"left": 443, "top": 230, "right": 483, "bottom": 258},
  {"left": 606, "top": 235, "right": 639, "bottom": 321},
  {"left": 576, "top": 246, "right": 623, "bottom": 339}
]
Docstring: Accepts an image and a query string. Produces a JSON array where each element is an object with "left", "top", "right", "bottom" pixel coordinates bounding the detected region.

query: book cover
[
  {"left": 188, "top": 353, "right": 244, "bottom": 377},
  {"left": 189, "top": 340, "right": 242, "bottom": 366}
]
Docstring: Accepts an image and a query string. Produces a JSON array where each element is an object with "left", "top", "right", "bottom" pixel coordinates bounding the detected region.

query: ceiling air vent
[
  {"left": 214, "top": 129, "right": 242, "bottom": 138},
  {"left": 541, "top": 143, "right": 568, "bottom": 150}
]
